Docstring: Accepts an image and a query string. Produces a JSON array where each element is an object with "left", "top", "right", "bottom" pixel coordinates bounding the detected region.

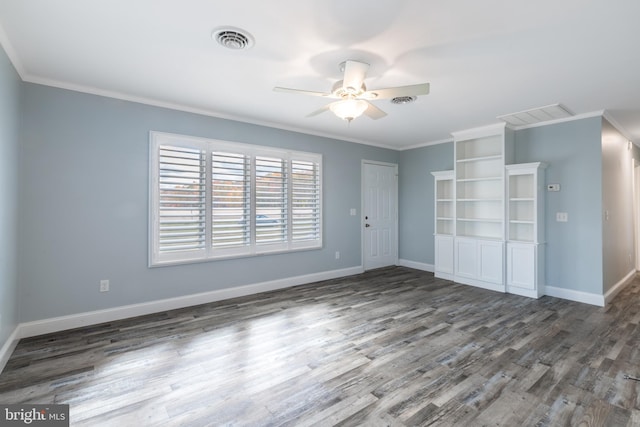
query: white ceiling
[{"left": 1, "top": 0, "right": 639, "bottom": 149}]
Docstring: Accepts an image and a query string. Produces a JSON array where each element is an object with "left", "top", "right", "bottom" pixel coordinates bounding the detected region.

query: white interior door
[{"left": 363, "top": 161, "right": 398, "bottom": 270}]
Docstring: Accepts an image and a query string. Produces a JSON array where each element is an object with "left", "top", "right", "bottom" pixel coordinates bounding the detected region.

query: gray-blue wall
[
  {"left": 1, "top": 45, "right": 627, "bottom": 335},
  {"left": 515, "top": 117, "right": 604, "bottom": 294},
  {"left": 601, "top": 118, "right": 635, "bottom": 294},
  {"left": 18, "top": 83, "right": 398, "bottom": 322},
  {"left": 398, "top": 142, "right": 453, "bottom": 265},
  {"left": 0, "top": 46, "right": 20, "bottom": 346},
  {"left": 398, "top": 118, "right": 606, "bottom": 296}
]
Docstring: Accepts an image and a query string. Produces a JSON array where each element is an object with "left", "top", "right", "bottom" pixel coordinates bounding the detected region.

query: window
[{"left": 149, "top": 132, "right": 322, "bottom": 266}]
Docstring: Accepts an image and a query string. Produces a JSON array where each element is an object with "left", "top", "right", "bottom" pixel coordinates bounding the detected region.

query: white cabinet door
[
  {"left": 435, "top": 235, "right": 454, "bottom": 276},
  {"left": 455, "top": 238, "right": 477, "bottom": 279},
  {"left": 455, "top": 238, "right": 504, "bottom": 290},
  {"left": 478, "top": 240, "right": 504, "bottom": 284},
  {"left": 507, "top": 243, "right": 535, "bottom": 290}
]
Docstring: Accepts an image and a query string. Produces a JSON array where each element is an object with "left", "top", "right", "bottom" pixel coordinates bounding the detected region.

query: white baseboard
[
  {"left": 18, "top": 265, "right": 364, "bottom": 339},
  {"left": 544, "top": 285, "right": 605, "bottom": 307},
  {"left": 507, "top": 285, "right": 543, "bottom": 299},
  {"left": 398, "top": 259, "right": 434, "bottom": 272},
  {"left": 397, "top": 258, "right": 613, "bottom": 308},
  {"left": 604, "top": 269, "right": 636, "bottom": 305},
  {"left": 0, "top": 326, "right": 20, "bottom": 374},
  {"left": 455, "top": 276, "right": 505, "bottom": 293}
]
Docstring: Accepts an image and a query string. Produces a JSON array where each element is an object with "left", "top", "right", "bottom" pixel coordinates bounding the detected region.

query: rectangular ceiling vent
[{"left": 497, "top": 103, "right": 573, "bottom": 127}]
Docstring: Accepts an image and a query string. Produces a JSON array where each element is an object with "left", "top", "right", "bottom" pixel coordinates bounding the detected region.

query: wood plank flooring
[{"left": 2, "top": 267, "right": 640, "bottom": 426}]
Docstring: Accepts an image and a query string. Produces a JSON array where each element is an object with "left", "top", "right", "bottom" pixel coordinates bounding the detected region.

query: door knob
[{"left": 365, "top": 224, "right": 370, "bottom": 227}]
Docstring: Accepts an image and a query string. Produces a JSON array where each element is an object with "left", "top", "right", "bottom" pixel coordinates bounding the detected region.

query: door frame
[
  {"left": 634, "top": 158, "right": 640, "bottom": 270},
  {"left": 361, "top": 160, "right": 399, "bottom": 270}
]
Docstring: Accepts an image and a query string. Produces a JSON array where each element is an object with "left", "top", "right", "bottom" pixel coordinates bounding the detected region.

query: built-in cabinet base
[
  {"left": 434, "top": 235, "right": 454, "bottom": 280},
  {"left": 432, "top": 126, "right": 545, "bottom": 300},
  {"left": 506, "top": 242, "right": 545, "bottom": 298},
  {"left": 454, "top": 237, "right": 505, "bottom": 292}
]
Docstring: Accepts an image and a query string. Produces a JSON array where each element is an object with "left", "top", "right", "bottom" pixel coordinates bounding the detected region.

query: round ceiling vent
[
  {"left": 390, "top": 96, "right": 417, "bottom": 105},
  {"left": 212, "top": 27, "right": 254, "bottom": 50}
]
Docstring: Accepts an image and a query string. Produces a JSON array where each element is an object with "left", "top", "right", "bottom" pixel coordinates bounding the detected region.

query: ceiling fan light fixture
[{"left": 330, "top": 99, "right": 368, "bottom": 123}]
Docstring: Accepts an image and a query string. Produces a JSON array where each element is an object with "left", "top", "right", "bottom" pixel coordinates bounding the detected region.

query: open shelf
[
  {"left": 456, "top": 157, "right": 503, "bottom": 180},
  {"left": 437, "top": 219, "right": 454, "bottom": 235},
  {"left": 456, "top": 220, "right": 503, "bottom": 239},
  {"left": 509, "top": 222, "right": 534, "bottom": 242},
  {"left": 456, "top": 135, "right": 502, "bottom": 160},
  {"left": 436, "top": 179, "right": 454, "bottom": 199},
  {"left": 509, "top": 200, "right": 534, "bottom": 222},
  {"left": 433, "top": 170, "right": 455, "bottom": 237}
]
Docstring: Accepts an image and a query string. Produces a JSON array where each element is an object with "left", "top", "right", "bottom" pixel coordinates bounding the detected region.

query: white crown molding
[
  {"left": 451, "top": 122, "right": 507, "bottom": 140},
  {"left": 602, "top": 111, "right": 635, "bottom": 143},
  {"left": 401, "top": 110, "right": 638, "bottom": 152},
  {"left": 4, "top": 26, "right": 634, "bottom": 154},
  {"left": 399, "top": 137, "right": 454, "bottom": 151},
  {"left": 22, "top": 74, "right": 400, "bottom": 151},
  {"left": 0, "top": 23, "right": 25, "bottom": 77}
]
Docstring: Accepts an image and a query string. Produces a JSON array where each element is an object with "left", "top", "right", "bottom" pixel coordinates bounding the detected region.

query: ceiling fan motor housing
[{"left": 332, "top": 80, "right": 366, "bottom": 98}]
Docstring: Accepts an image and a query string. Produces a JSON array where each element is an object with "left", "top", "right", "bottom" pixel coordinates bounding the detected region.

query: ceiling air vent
[
  {"left": 391, "top": 96, "right": 416, "bottom": 105},
  {"left": 497, "top": 103, "right": 573, "bottom": 126},
  {"left": 212, "top": 27, "right": 254, "bottom": 50}
]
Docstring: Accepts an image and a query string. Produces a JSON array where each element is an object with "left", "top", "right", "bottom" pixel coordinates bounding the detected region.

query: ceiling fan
[{"left": 274, "top": 60, "right": 430, "bottom": 123}]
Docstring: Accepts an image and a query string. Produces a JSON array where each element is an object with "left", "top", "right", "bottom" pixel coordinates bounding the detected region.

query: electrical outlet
[
  {"left": 100, "top": 279, "right": 110, "bottom": 292},
  {"left": 350, "top": 208, "right": 356, "bottom": 216},
  {"left": 335, "top": 251, "right": 340, "bottom": 260},
  {"left": 556, "top": 212, "right": 568, "bottom": 222},
  {"left": 547, "top": 184, "right": 561, "bottom": 192}
]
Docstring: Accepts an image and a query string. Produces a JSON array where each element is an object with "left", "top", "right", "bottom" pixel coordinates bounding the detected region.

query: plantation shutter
[
  {"left": 150, "top": 132, "right": 322, "bottom": 266},
  {"left": 255, "top": 156, "right": 287, "bottom": 245},
  {"left": 291, "top": 159, "right": 321, "bottom": 241},
  {"left": 157, "top": 145, "right": 206, "bottom": 253},
  {"left": 211, "top": 152, "right": 250, "bottom": 248}
]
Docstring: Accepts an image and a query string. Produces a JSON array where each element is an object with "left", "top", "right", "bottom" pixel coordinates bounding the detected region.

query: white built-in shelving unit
[
  {"left": 432, "top": 170, "right": 455, "bottom": 279},
  {"left": 505, "top": 162, "right": 546, "bottom": 297},
  {"left": 431, "top": 122, "right": 546, "bottom": 299},
  {"left": 451, "top": 123, "right": 513, "bottom": 292}
]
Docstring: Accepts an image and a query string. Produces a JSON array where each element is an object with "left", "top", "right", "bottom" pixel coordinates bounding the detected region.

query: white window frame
[{"left": 149, "top": 131, "right": 323, "bottom": 266}]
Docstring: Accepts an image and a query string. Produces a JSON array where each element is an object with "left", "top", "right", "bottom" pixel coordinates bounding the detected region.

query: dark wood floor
[{"left": 1, "top": 267, "right": 640, "bottom": 426}]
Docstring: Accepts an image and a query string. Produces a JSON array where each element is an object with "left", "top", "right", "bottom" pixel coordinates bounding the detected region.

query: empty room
[{"left": 2, "top": 1, "right": 640, "bottom": 426}]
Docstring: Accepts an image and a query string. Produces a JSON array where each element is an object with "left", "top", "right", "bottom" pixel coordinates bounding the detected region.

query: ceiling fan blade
[
  {"left": 273, "top": 86, "right": 334, "bottom": 98},
  {"left": 363, "top": 101, "right": 387, "bottom": 120},
  {"left": 363, "top": 83, "right": 430, "bottom": 100},
  {"left": 342, "top": 60, "right": 369, "bottom": 92},
  {"left": 306, "top": 103, "right": 331, "bottom": 117}
]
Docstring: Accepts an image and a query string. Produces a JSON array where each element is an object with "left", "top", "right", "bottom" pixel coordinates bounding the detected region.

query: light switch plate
[{"left": 556, "top": 212, "right": 568, "bottom": 222}]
